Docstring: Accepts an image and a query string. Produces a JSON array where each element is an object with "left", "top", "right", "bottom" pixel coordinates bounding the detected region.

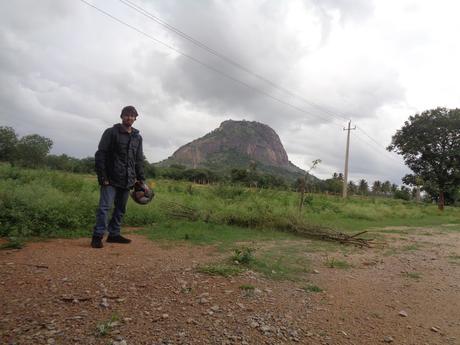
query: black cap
[{"left": 120, "top": 105, "right": 138, "bottom": 117}]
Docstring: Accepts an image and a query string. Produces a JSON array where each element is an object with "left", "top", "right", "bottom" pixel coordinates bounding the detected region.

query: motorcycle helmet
[{"left": 131, "top": 181, "right": 154, "bottom": 205}]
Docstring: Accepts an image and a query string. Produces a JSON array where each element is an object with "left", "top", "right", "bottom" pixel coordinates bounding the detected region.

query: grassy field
[
  {"left": 1, "top": 164, "right": 460, "bottom": 279},
  {"left": 1, "top": 164, "right": 459, "bottom": 239}
]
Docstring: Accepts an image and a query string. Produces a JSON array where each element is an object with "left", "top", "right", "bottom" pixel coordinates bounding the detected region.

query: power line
[
  {"left": 353, "top": 131, "right": 402, "bottom": 164},
  {"left": 357, "top": 126, "right": 390, "bottom": 151},
  {"left": 117, "top": 0, "right": 399, "bottom": 160},
  {"left": 80, "top": 0, "right": 402, "bottom": 165},
  {"left": 116, "top": 0, "right": 350, "bottom": 124},
  {"left": 356, "top": 126, "right": 404, "bottom": 163},
  {"left": 78, "top": 0, "right": 346, "bottom": 126}
]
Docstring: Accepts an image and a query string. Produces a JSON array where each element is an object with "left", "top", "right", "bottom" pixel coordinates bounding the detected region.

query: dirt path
[{"left": 1, "top": 229, "right": 459, "bottom": 345}]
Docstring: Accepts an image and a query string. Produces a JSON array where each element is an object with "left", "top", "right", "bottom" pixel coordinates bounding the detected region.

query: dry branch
[{"left": 286, "top": 224, "right": 374, "bottom": 247}]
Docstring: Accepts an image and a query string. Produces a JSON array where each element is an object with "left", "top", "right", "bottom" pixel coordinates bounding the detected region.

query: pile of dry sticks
[{"left": 161, "top": 201, "right": 374, "bottom": 247}]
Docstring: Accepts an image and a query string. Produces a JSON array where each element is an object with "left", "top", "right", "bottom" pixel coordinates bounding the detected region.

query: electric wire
[
  {"left": 80, "top": 0, "right": 401, "bottom": 165},
  {"left": 356, "top": 126, "right": 404, "bottom": 164},
  {"left": 78, "top": 0, "right": 346, "bottom": 127},
  {"left": 357, "top": 126, "right": 390, "bottom": 151},
  {"left": 354, "top": 131, "right": 402, "bottom": 164},
  {"left": 116, "top": 0, "right": 397, "bottom": 159},
  {"left": 116, "top": 0, "right": 350, "bottom": 123}
]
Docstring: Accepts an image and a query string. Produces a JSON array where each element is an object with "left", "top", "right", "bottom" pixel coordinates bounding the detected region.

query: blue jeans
[{"left": 93, "top": 185, "right": 130, "bottom": 237}]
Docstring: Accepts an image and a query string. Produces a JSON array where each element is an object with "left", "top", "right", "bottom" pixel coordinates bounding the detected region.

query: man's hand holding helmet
[{"left": 131, "top": 180, "right": 154, "bottom": 205}]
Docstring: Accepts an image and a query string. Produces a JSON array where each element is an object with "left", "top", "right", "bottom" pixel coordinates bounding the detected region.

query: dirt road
[{"left": 1, "top": 228, "right": 459, "bottom": 345}]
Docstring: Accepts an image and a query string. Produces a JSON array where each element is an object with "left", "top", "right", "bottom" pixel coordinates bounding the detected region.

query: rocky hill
[{"left": 156, "top": 120, "right": 312, "bottom": 181}]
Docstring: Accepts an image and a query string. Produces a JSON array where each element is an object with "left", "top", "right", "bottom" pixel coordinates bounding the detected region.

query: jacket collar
[{"left": 114, "top": 123, "right": 139, "bottom": 134}]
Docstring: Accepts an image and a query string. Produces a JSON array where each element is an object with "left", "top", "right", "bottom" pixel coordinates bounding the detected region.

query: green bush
[
  {"left": 0, "top": 175, "right": 97, "bottom": 237},
  {"left": 232, "top": 247, "right": 255, "bottom": 264},
  {"left": 211, "top": 184, "right": 247, "bottom": 199}
]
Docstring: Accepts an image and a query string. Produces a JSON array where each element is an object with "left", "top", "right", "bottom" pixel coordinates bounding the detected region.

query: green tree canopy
[
  {"left": 324, "top": 173, "right": 343, "bottom": 194},
  {"left": 16, "top": 134, "right": 53, "bottom": 167},
  {"left": 0, "top": 126, "right": 18, "bottom": 162},
  {"left": 387, "top": 107, "right": 460, "bottom": 209}
]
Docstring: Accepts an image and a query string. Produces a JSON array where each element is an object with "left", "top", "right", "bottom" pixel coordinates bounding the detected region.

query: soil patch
[{"left": 1, "top": 231, "right": 459, "bottom": 344}]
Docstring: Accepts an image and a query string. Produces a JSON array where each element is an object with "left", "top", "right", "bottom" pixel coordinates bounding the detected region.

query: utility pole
[{"left": 342, "top": 121, "right": 356, "bottom": 198}]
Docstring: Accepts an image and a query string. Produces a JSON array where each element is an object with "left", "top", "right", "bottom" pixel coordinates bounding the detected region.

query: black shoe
[
  {"left": 106, "top": 235, "right": 131, "bottom": 244},
  {"left": 91, "top": 235, "right": 103, "bottom": 248}
]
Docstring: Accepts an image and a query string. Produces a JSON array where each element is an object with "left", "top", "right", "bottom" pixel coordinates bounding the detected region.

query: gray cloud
[
  {"left": 131, "top": 0, "right": 403, "bottom": 131},
  {"left": 0, "top": 0, "right": 458, "bottom": 185}
]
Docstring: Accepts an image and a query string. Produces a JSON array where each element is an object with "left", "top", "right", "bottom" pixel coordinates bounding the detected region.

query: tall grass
[
  {"left": 1, "top": 164, "right": 459, "bottom": 238},
  {"left": 0, "top": 166, "right": 97, "bottom": 237}
]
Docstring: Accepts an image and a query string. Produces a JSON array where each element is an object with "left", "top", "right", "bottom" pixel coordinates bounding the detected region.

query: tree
[
  {"left": 388, "top": 107, "right": 460, "bottom": 210},
  {"left": 74, "top": 157, "right": 96, "bottom": 174},
  {"left": 0, "top": 126, "right": 18, "bottom": 163},
  {"left": 143, "top": 158, "right": 156, "bottom": 178},
  {"left": 358, "top": 179, "right": 369, "bottom": 195},
  {"left": 184, "top": 168, "right": 215, "bottom": 184},
  {"left": 230, "top": 168, "right": 248, "bottom": 183},
  {"left": 324, "top": 173, "right": 343, "bottom": 194},
  {"left": 332, "top": 172, "right": 343, "bottom": 180},
  {"left": 372, "top": 180, "right": 382, "bottom": 195},
  {"left": 298, "top": 159, "right": 321, "bottom": 211},
  {"left": 347, "top": 181, "right": 357, "bottom": 195},
  {"left": 16, "top": 134, "right": 53, "bottom": 167},
  {"left": 381, "top": 181, "right": 391, "bottom": 195},
  {"left": 247, "top": 161, "right": 258, "bottom": 188},
  {"left": 46, "top": 154, "right": 77, "bottom": 171},
  {"left": 394, "top": 186, "right": 411, "bottom": 201},
  {"left": 45, "top": 155, "right": 95, "bottom": 174}
]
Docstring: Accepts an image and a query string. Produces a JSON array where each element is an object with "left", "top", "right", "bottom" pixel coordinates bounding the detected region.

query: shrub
[
  {"left": 232, "top": 247, "right": 255, "bottom": 265},
  {"left": 211, "top": 184, "right": 246, "bottom": 199}
]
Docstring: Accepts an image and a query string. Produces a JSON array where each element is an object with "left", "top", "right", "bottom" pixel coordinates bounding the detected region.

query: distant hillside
[{"left": 156, "top": 120, "right": 317, "bottom": 182}]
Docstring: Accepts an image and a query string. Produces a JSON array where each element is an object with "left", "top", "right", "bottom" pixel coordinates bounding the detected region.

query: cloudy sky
[{"left": 1, "top": 0, "right": 459, "bottom": 184}]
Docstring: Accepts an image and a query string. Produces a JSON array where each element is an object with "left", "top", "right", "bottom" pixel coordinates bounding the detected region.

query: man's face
[{"left": 121, "top": 113, "right": 137, "bottom": 127}]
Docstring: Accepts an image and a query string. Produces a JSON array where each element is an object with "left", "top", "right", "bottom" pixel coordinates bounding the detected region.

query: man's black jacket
[{"left": 95, "top": 124, "right": 145, "bottom": 189}]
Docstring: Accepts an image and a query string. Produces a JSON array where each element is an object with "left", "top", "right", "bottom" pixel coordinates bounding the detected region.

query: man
[{"left": 91, "top": 105, "right": 145, "bottom": 248}]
